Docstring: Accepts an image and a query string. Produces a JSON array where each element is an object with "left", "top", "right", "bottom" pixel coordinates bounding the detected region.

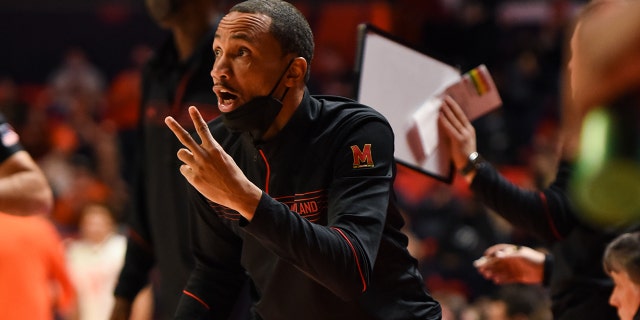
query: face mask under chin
[
  {"left": 221, "top": 59, "right": 294, "bottom": 141},
  {"left": 221, "top": 94, "right": 286, "bottom": 141}
]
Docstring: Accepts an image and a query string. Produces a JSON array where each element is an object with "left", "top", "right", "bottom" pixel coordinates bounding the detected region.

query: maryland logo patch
[{"left": 351, "top": 144, "right": 374, "bottom": 168}]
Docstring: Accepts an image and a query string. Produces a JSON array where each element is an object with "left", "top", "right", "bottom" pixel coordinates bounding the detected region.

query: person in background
[
  {"left": 603, "top": 232, "right": 640, "bottom": 320},
  {"left": 570, "top": 0, "right": 640, "bottom": 114},
  {"left": 165, "top": 1, "right": 442, "bottom": 318},
  {"left": 437, "top": 0, "right": 634, "bottom": 319},
  {"left": 111, "top": 0, "right": 224, "bottom": 319},
  {"left": 66, "top": 203, "right": 127, "bottom": 320},
  {"left": 0, "top": 213, "right": 77, "bottom": 320},
  {"left": 0, "top": 111, "right": 75, "bottom": 319}
]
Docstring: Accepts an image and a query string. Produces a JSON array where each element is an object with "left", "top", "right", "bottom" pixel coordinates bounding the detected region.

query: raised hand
[
  {"left": 473, "top": 243, "right": 546, "bottom": 285},
  {"left": 165, "top": 106, "right": 263, "bottom": 220},
  {"left": 437, "top": 96, "right": 478, "bottom": 173}
]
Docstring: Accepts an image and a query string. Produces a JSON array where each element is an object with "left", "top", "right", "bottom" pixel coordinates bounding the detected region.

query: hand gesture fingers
[
  {"left": 164, "top": 106, "right": 262, "bottom": 219},
  {"left": 165, "top": 111, "right": 199, "bottom": 154}
]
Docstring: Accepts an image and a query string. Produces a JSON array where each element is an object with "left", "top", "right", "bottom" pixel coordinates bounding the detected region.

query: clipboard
[{"left": 354, "top": 24, "right": 502, "bottom": 183}]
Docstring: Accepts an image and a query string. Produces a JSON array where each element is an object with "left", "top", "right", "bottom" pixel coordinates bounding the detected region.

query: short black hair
[{"left": 230, "top": 0, "right": 314, "bottom": 82}]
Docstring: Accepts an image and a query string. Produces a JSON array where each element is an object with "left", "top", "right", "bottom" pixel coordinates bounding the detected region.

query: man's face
[
  {"left": 609, "top": 270, "right": 640, "bottom": 320},
  {"left": 211, "top": 11, "right": 288, "bottom": 113}
]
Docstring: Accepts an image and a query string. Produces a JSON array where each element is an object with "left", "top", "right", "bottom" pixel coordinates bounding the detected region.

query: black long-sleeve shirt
[
  {"left": 113, "top": 28, "right": 221, "bottom": 319},
  {"left": 175, "top": 92, "right": 442, "bottom": 320},
  {"left": 471, "top": 160, "right": 619, "bottom": 319}
]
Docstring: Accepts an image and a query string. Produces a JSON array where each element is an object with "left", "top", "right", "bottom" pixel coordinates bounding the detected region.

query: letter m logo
[{"left": 351, "top": 144, "right": 374, "bottom": 168}]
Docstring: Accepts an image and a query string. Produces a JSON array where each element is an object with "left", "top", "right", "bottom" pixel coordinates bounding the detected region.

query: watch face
[{"left": 461, "top": 152, "right": 481, "bottom": 176}]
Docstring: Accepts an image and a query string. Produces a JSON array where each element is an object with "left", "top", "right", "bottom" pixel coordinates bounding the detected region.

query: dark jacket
[
  {"left": 114, "top": 28, "right": 221, "bottom": 319},
  {"left": 175, "top": 91, "right": 442, "bottom": 320}
]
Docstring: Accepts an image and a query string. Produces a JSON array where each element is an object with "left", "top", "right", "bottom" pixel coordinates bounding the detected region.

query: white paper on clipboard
[{"left": 355, "top": 24, "right": 502, "bottom": 182}]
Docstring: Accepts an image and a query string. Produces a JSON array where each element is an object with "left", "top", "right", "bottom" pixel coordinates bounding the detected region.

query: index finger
[{"left": 165, "top": 115, "right": 199, "bottom": 151}]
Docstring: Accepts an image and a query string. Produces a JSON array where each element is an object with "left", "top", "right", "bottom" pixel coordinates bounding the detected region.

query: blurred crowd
[{"left": 0, "top": 0, "right": 593, "bottom": 319}]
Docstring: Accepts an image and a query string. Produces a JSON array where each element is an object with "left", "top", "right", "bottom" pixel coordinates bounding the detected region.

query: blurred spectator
[
  {"left": 36, "top": 46, "right": 128, "bottom": 229},
  {"left": 566, "top": 0, "right": 640, "bottom": 227},
  {"left": 65, "top": 203, "right": 127, "bottom": 320},
  {"left": 48, "top": 47, "right": 106, "bottom": 120},
  {"left": 0, "top": 103, "right": 70, "bottom": 319},
  {"left": 39, "top": 130, "right": 112, "bottom": 231},
  {"left": 0, "top": 213, "right": 76, "bottom": 320},
  {"left": 0, "top": 112, "right": 74, "bottom": 317},
  {"left": 603, "top": 232, "right": 640, "bottom": 320}
]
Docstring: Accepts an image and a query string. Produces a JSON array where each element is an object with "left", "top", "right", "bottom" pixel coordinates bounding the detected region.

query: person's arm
[
  {"left": 174, "top": 186, "right": 248, "bottom": 319},
  {"left": 0, "top": 150, "right": 53, "bottom": 216},
  {"left": 439, "top": 96, "right": 577, "bottom": 242}
]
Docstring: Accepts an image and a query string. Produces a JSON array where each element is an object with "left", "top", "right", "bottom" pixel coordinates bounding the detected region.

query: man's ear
[{"left": 286, "top": 57, "right": 308, "bottom": 85}]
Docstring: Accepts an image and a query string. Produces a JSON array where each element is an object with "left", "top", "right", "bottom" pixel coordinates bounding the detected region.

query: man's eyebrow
[
  {"left": 231, "top": 33, "right": 253, "bottom": 42},
  {"left": 213, "top": 31, "right": 254, "bottom": 43}
]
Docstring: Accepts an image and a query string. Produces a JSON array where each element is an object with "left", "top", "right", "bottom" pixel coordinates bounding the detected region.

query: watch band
[{"left": 460, "top": 151, "right": 482, "bottom": 176}]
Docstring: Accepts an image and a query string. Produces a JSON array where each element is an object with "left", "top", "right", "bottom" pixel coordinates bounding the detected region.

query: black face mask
[{"left": 222, "top": 60, "right": 293, "bottom": 141}]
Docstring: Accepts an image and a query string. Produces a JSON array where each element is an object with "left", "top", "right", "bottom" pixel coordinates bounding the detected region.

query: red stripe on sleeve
[
  {"left": 183, "top": 290, "right": 211, "bottom": 310},
  {"left": 258, "top": 149, "right": 271, "bottom": 194},
  {"left": 539, "top": 192, "right": 564, "bottom": 240},
  {"left": 331, "top": 227, "right": 367, "bottom": 292}
]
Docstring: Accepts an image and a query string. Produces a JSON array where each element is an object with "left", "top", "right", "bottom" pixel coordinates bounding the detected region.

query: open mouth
[{"left": 215, "top": 89, "right": 238, "bottom": 110}]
